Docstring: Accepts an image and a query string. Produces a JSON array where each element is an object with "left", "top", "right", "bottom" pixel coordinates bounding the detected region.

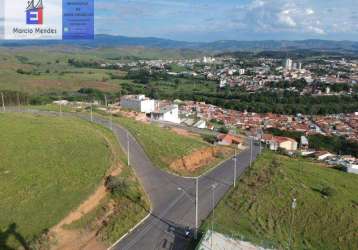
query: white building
[
  {"left": 203, "top": 56, "right": 215, "bottom": 64},
  {"left": 120, "top": 95, "right": 155, "bottom": 113},
  {"left": 53, "top": 100, "right": 69, "bottom": 106},
  {"left": 193, "top": 120, "right": 207, "bottom": 129},
  {"left": 285, "top": 58, "right": 293, "bottom": 71},
  {"left": 219, "top": 79, "right": 227, "bottom": 88},
  {"left": 151, "top": 105, "right": 181, "bottom": 124},
  {"left": 315, "top": 151, "right": 335, "bottom": 161},
  {"left": 347, "top": 164, "right": 358, "bottom": 174},
  {"left": 263, "top": 135, "right": 298, "bottom": 151}
]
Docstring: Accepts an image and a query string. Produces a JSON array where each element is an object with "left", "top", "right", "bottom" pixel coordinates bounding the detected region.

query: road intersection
[
  {"left": 7, "top": 109, "right": 260, "bottom": 250},
  {"left": 88, "top": 116, "right": 260, "bottom": 250}
]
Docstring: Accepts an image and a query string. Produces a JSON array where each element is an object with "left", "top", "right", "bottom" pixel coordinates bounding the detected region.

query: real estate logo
[{"left": 26, "top": 0, "right": 44, "bottom": 25}]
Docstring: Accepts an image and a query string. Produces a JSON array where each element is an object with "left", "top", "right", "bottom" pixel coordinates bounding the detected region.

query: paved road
[
  {"left": 7, "top": 109, "right": 260, "bottom": 250},
  {"left": 84, "top": 115, "right": 260, "bottom": 250}
]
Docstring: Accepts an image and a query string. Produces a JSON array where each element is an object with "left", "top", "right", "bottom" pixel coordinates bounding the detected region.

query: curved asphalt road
[
  {"left": 85, "top": 115, "right": 260, "bottom": 250},
  {"left": 7, "top": 109, "right": 260, "bottom": 250}
]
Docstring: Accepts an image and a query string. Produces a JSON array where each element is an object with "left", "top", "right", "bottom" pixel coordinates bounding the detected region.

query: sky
[{"left": 95, "top": 0, "right": 358, "bottom": 42}]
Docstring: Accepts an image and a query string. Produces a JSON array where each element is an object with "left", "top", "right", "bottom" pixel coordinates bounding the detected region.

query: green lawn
[
  {"left": 113, "top": 115, "right": 210, "bottom": 174},
  {"left": 203, "top": 151, "right": 358, "bottom": 250},
  {"left": 0, "top": 113, "right": 117, "bottom": 249}
]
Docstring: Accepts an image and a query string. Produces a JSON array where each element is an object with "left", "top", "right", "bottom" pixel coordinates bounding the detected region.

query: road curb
[{"left": 107, "top": 212, "right": 152, "bottom": 250}]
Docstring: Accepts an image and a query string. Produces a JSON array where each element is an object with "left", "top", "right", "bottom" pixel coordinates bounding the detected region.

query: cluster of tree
[
  {"left": 68, "top": 59, "right": 122, "bottom": 70},
  {"left": 16, "top": 69, "right": 41, "bottom": 76},
  {"left": 77, "top": 88, "right": 118, "bottom": 103},
  {"left": 202, "top": 134, "right": 217, "bottom": 144},
  {"left": 68, "top": 59, "right": 100, "bottom": 68},
  {"left": 266, "top": 128, "right": 358, "bottom": 157},
  {"left": 122, "top": 78, "right": 358, "bottom": 115},
  {"left": 0, "top": 88, "right": 119, "bottom": 106},
  {"left": 125, "top": 69, "right": 172, "bottom": 84},
  {"left": 163, "top": 91, "right": 358, "bottom": 115},
  {"left": 0, "top": 90, "right": 29, "bottom": 106},
  {"left": 311, "top": 82, "right": 352, "bottom": 92},
  {"left": 106, "top": 55, "right": 140, "bottom": 61},
  {"left": 266, "top": 79, "right": 307, "bottom": 91},
  {"left": 125, "top": 69, "right": 151, "bottom": 84}
]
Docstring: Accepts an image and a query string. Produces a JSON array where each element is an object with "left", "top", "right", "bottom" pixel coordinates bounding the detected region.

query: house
[
  {"left": 53, "top": 100, "right": 69, "bottom": 106},
  {"left": 120, "top": 95, "right": 155, "bottom": 113},
  {"left": 315, "top": 151, "right": 335, "bottom": 161},
  {"left": 263, "top": 134, "right": 298, "bottom": 151},
  {"left": 151, "top": 105, "right": 181, "bottom": 124},
  {"left": 217, "top": 134, "right": 242, "bottom": 146}
]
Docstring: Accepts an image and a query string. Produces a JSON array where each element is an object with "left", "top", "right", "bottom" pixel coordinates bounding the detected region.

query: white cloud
[
  {"left": 308, "top": 26, "right": 326, "bottom": 35},
  {"left": 305, "top": 8, "right": 315, "bottom": 15},
  {"left": 93, "top": 0, "right": 358, "bottom": 41},
  {"left": 278, "top": 10, "right": 297, "bottom": 27}
]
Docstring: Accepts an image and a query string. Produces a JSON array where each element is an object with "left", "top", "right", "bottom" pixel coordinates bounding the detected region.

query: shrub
[
  {"left": 202, "top": 134, "right": 217, "bottom": 144},
  {"left": 320, "top": 186, "right": 336, "bottom": 197}
]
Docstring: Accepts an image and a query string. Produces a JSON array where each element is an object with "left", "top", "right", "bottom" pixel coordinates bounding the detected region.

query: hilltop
[{"left": 1, "top": 35, "right": 358, "bottom": 53}]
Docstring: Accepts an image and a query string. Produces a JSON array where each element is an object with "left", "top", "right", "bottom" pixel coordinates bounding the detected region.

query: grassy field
[
  {"left": 0, "top": 48, "right": 121, "bottom": 94},
  {"left": 112, "top": 115, "right": 212, "bottom": 175},
  {"left": 203, "top": 151, "right": 358, "bottom": 250},
  {"left": 0, "top": 113, "right": 120, "bottom": 249},
  {"left": 0, "top": 47, "right": 203, "bottom": 95}
]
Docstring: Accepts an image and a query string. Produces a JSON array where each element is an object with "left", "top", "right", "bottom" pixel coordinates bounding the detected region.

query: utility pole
[
  {"left": 90, "top": 103, "right": 93, "bottom": 122},
  {"left": 234, "top": 148, "right": 237, "bottom": 187},
  {"left": 104, "top": 95, "right": 108, "bottom": 107},
  {"left": 109, "top": 107, "right": 113, "bottom": 131},
  {"left": 259, "top": 128, "right": 262, "bottom": 155},
  {"left": 194, "top": 177, "right": 199, "bottom": 240},
  {"left": 1, "top": 92, "right": 5, "bottom": 112},
  {"left": 60, "top": 103, "right": 62, "bottom": 117},
  {"left": 250, "top": 137, "right": 253, "bottom": 167},
  {"left": 127, "top": 132, "right": 130, "bottom": 166}
]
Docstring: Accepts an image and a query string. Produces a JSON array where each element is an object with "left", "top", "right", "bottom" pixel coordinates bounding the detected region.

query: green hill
[
  {"left": 113, "top": 116, "right": 212, "bottom": 176},
  {"left": 204, "top": 151, "right": 358, "bottom": 250},
  {"left": 0, "top": 113, "right": 118, "bottom": 249}
]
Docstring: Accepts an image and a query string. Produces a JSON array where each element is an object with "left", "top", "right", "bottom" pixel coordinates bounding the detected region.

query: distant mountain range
[{"left": 1, "top": 34, "right": 358, "bottom": 53}]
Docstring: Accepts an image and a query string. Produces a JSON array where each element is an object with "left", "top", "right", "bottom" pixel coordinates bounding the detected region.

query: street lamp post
[
  {"left": 211, "top": 183, "right": 217, "bottom": 250},
  {"left": 177, "top": 185, "right": 197, "bottom": 239},
  {"left": 234, "top": 148, "right": 237, "bottom": 187},
  {"left": 289, "top": 198, "right": 297, "bottom": 249},
  {"left": 109, "top": 106, "right": 113, "bottom": 131},
  {"left": 250, "top": 137, "right": 253, "bottom": 167},
  {"left": 195, "top": 177, "right": 199, "bottom": 240},
  {"left": 127, "top": 132, "right": 130, "bottom": 166}
]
